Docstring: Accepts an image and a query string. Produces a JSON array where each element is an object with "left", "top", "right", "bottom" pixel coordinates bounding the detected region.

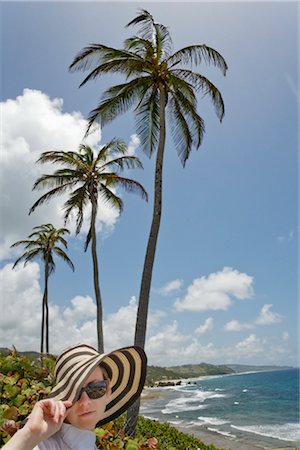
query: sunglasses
[{"left": 78, "top": 380, "right": 108, "bottom": 400}]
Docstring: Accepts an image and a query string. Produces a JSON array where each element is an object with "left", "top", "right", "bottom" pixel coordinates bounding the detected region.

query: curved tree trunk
[
  {"left": 126, "top": 86, "right": 167, "bottom": 435},
  {"left": 40, "top": 290, "right": 46, "bottom": 355},
  {"left": 91, "top": 195, "right": 104, "bottom": 353},
  {"left": 44, "top": 261, "right": 49, "bottom": 354}
]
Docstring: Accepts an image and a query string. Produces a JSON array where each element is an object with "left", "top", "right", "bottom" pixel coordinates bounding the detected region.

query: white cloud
[
  {"left": 255, "top": 304, "right": 283, "bottom": 325},
  {"left": 174, "top": 267, "right": 254, "bottom": 312},
  {"left": 195, "top": 317, "right": 214, "bottom": 336},
  {"left": 235, "top": 334, "right": 264, "bottom": 356},
  {"left": 0, "top": 262, "right": 295, "bottom": 366},
  {"left": 157, "top": 279, "right": 183, "bottom": 296},
  {"left": 0, "top": 89, "right": 122, "bottom": 261},
  {"left": 127, "top": 134, "right": 140, "bottom": 155},
  {"left": 224, "top": 320, "right": 255, "bottom": 332},
  {"left": 0, "top": 262, "right": 43, "bottom": 350}
]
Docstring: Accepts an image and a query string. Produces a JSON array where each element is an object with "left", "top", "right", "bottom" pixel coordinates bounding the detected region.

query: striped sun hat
[{"left": 48, "top": 343, "right": 147, "bottom": 425}]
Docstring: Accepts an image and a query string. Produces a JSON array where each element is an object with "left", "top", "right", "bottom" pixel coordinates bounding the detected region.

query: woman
[{"left": 3, "top": 343, "right": 147, "bottom": 450}]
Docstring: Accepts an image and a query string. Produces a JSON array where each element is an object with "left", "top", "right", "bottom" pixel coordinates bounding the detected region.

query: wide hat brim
[{"left": 48, "top": 344, "right": 147, "bottom": 425}]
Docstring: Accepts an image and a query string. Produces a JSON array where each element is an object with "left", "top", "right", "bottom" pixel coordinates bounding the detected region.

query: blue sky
[{"left": 0, "top": 1, "right": 298, "bottom": 367}]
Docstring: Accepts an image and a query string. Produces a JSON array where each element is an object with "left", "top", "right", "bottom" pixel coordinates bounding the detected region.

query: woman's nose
[{"left": 78, "top": 390, "right": 90, "bottom": 403}]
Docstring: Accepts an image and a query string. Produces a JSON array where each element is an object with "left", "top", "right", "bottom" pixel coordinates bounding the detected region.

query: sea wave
[
  {"left": 231, "top": 422, "right": 300, "bottom": 442},
  {"left": 197, "top": 416, "right": 229, "bottom": 426},
  {"left": 162, "top": 390, "right": 227, "bottom": 414},
  {"left": 207, "top": 427, "right": 236, "bottom": 438}
]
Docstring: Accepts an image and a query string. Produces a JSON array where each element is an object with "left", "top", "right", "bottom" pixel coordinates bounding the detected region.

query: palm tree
[
  {"left": 29, "top": 141, "right": 148, "bottom": 353},
  {"left": 69, "top": 10, "right": 227, "bottom": 432},
  {"left": 11, "top": 224, "right": 74, "bottom": 355}
]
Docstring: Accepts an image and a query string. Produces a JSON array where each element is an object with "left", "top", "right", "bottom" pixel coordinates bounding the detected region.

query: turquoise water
[{"left": 140, "top": 368, "right": 300, "bottom": 447}]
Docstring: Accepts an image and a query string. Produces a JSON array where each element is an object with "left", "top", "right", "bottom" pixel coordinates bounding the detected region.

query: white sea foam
[
  {"left": 142, "top": 414, "right": 161, "bottom": 421},
  {"left": 169, "top": 419, "right": 184, "bottom": 426},
  {"left": 234, "top": 401, "right": 239, "bottom": 405},
  {"left": 162, "top": 398, "right": 207, "bottom": 414},
  {"left": 162, "top": 390, "right": 226, "bottom": 414},
  {"left": 231, "top": 423, "right": 300, "bottom": 442},
  {"left": 197, "top": 416, "right": 229, "bottom": 426},
  {"left": 207, "top": 427, "right": 236, "bottom": 438},
  {"left": 242, "top": 389, "right": 248, "bottom": 392}
]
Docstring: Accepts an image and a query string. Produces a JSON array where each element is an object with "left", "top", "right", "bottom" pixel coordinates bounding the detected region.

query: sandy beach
[{"left": 173, "top": 422, "right": 298, "bottom": 450}]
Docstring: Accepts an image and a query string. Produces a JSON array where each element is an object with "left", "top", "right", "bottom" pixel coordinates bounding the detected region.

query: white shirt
[{"left": 35, "top": 423, "right": 97, "bottom": 450}]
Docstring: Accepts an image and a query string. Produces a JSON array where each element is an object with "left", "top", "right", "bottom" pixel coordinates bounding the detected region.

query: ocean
[{"left": 140, "top": 368, "right": 300, "bottom": 449}]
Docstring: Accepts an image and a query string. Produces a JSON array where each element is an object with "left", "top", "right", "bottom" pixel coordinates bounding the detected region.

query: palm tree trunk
[
  {"left": 126, "top": 86, "right": 167, "bottom": 435},
  {"left": 44, "top": 261, "right": 49, "bottom": 354},
  {"left": 91, "top": 195, "right": 104, "bottom": 353},
  {"left": 40, "top": 291, "right": 46, "bottom": 355}
]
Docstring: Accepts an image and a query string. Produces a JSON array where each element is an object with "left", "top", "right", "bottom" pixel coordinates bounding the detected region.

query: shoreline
[{"left": 172, "top": 422, "right": 298, "bottom": 450}]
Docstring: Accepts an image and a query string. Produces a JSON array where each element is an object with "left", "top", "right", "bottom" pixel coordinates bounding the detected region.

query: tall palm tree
[
  {"left": 29, "top": 141, "right": 148, "bottom": 353},
  {"left": 69, "top": 10, "right": 227, "bottom": 431},
  {"left": 11, "top": 224, "right": 74, "bottom": 354}
]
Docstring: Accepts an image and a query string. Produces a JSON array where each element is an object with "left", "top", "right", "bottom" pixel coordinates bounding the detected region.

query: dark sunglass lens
[{"left": 85, "top": 381, "right": 107, "bottom": 399}]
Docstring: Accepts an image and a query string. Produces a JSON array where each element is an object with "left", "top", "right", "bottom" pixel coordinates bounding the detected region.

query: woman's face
[{"left": 65, "top": 366, "right": 111, "bottom": 429}]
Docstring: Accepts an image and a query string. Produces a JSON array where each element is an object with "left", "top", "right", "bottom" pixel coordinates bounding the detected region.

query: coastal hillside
[
  {"left": 226, "top": 363, "right": 294, "bottom": 373},
  {"left": 146, "top": 363, "right": 234, "bottom": 385}
]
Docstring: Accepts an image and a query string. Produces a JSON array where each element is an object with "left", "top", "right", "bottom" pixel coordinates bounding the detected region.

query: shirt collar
[{"left": 60, "top": 423, "right": 96, "bottom": 449}]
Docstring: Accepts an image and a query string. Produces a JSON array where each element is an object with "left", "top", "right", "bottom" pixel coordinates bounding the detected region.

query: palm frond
[
  {"left": 32, "top": 171, "right": 84, "bottom": 191},
  {"left": 69, "top": 44, "right": 115, "bottom": 72},
  {"left": 63, "top": 185, "right": 90, "bottom": 234},
  {"left": 11, "top": 239, "right": 39, "bottom": 249},
  {"left": 84, "top": 225, "right": 92, "bottom": 252},
  {"left": 30, "top": 183, "right": 77, "bottom": 214},
  {"left": 168, "top": 96, "right": 193, "bottom": 166},
  {"left": 124, "top": 36, "right": 155, "bottom": 58},
  {"left": 98, "top": 183, "right": 124, "bottom": 212},
  {"left": 94, "top": 138, "right": 126, "bottom": 166},
  {"left": 78, "top": 53, "right": 146, "bottom": 87},
  {"left": 153, "top": 22, "right": 173, "bottom": 60},
  {"left": 100, "top": 156, "right": 144, "bottom": 173},
  {"left": 167, "top": 44, "right": 228, "bottom": 76},
  {"left": 12, "top": 248, "right": 42, "bottom": 269},
  {"left": 102, "top": 175, "right": 148, "bottom": 202},
  {"left": 86, "top": 78, "right": 149, "bottom": 133},
  {"left": 169, "top": 86, "right": 205, "bottom": 149},
  {"left": 37, "top": 151, "right": 88, "bottom": 171},
  {"left": 173, "top": 69, "right": 225, "bottom": 121},
  {"left": 135, "top": 89, "right": 160, "bottom": 157},
  {"left": 126, "top": 9, "right": 155, "bottom": 42},
  {"left": 53, "top": 247, "right": 75, "bottom": 271}
]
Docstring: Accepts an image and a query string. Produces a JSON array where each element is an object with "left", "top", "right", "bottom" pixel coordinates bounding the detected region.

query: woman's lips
[{"left": 79, "top": 410, "right": 95, "bottom": 417}]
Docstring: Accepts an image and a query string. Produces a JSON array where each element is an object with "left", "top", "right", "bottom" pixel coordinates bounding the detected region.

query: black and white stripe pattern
[{"left": 48, "top": 344, "right": 147, "bottom": 425}]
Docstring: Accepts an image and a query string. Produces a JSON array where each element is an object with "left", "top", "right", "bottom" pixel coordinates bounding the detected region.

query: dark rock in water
[{"left": 156, "top": 381, "right": 179, "bottom": 387}]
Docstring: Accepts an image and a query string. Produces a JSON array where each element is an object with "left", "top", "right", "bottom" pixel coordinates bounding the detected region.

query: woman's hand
[
  {"left": 25, "top": 399, "right": 72, "bottom": 441},
  {"left": 2, "top": 399, "right": 72, "bottom": 450}
]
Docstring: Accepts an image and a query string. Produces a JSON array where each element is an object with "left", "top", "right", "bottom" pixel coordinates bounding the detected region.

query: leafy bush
[
  {"left": 0, "top": 350, "right": 53, "bottom": 444},
  {"left": 137, "top": 417, "right": 221, "bottom": 450}
]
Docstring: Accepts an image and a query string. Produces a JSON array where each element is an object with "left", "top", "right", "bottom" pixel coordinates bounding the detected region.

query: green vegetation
[
  {"left": 167, "top": 363, "right": 235, "bottom": 377},
  {"left": 0, "top": 351, "right": 223, "bottom": 449},
  {"left": 137, "top": 417, "right": 222, "bottom": 450},
  {"left": 146, "top": 364, "right": 233, "bottom": 385}
]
